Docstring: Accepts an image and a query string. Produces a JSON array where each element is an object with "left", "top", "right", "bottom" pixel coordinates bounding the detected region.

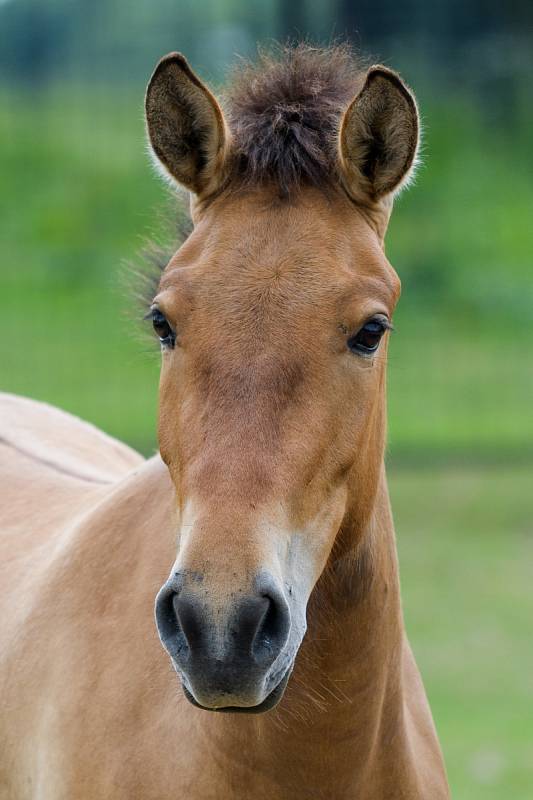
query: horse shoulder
[
  {"left": 0, "top": 392, "right": 145, "bottom": 608},
  {"left": 0, "top": 453, "right": 199, "bottom": 799}
]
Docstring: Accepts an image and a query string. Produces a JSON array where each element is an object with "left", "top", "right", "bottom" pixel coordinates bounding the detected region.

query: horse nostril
[
  {"left": 155, "top": 582, "right": 191, "bottom": 661},
  {"left": 173, "top": 594, "right": 204, "bottom": 651},
  {"left": 250, "top": 588, "right": 291, "bottom": 667},
  {"left": 155, "top": 574, "right": 291, "bottom": 674}
]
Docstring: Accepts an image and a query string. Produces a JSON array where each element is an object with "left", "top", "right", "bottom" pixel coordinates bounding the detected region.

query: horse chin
[{"left": 181, "top": 668, "right": 293, "bottom": 715}]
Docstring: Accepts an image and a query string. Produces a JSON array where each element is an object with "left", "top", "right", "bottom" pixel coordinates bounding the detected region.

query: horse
[{"left": 0, "top": 45, "right": 450, "bottom": 799}]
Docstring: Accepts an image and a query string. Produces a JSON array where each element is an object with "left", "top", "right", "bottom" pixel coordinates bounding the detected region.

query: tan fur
[{"left": 0, "top": 49, "right": 449, "bottom": 799}]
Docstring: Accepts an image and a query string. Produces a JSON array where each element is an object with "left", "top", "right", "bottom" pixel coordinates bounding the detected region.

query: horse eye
[
  {"left": 151, "top": 309, "right": 175, "bottom": 348},
  {"left": 347, "top": 317, "right": 389, "bottom": 355}
]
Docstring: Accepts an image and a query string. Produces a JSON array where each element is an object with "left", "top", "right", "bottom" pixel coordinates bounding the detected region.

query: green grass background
[{"left": 1, "top": 86, "right": 532, "bottom": 798}]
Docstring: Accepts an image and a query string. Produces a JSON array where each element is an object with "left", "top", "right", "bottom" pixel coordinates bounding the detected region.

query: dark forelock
[{"left": 224, "top": 43, "right": 366, "bottom": 197}]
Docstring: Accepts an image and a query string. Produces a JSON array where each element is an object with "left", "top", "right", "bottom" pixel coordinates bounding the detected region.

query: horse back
[{"left": 0, "top": 392, "right": 142, "bottom": 484}]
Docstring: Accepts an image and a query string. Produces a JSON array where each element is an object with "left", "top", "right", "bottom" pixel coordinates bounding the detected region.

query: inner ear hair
[
  {"left": 340, "top": 66, "right": 419, "bottom": 201},
  {"left": 145, "top": 53, "right": 227, "bottom": 196}
]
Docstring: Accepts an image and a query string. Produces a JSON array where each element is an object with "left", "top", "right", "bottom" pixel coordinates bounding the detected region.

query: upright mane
[{"left": 225, "top": 44, "right": 367, "bottom": 197}]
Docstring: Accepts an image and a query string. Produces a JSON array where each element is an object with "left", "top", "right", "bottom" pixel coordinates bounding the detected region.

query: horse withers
[{"left": 0, "top": 45, "right": 449, "bottom": 799}]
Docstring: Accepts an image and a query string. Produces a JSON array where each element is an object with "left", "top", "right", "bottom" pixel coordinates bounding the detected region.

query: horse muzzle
[{"left": 155, "top": 570, "right": 293, "bottom": 712}]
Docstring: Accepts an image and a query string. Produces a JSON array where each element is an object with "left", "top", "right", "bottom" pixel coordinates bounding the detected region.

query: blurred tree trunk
[
  {"left": 337, "top": 0, "right": 357, "bottom": 35},
  {"left": 337, "top": 0, "right": 397, "bottom": 41},
  {"left": 278, "top": 0, "right": 307, "bottom": 40}
]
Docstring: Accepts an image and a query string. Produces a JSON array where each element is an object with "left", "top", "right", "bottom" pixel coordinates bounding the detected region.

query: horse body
[
  {"left": 0, "top": 44, "right": 450, "bottom": 798},
  {"left": 0, "top": 394, "right": 446, "bottom": 799}
]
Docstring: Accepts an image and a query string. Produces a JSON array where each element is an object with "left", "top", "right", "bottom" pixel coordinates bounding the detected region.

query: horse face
[
  {"left": 152, "top": 192, "right": 399, "bottom": 711},
  {"left": 145, "top": 51, "right": 416, "bottom": 712}
]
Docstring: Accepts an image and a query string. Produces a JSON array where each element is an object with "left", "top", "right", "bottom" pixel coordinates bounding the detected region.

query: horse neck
[
  {"left": 298, "top": 465, "right": 405, "bottom": 720},
  {"left": 210, "top": 468, "right": 416, "bottom": 795}
]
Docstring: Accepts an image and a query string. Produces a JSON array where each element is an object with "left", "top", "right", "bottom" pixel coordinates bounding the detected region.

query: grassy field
[
  {"left": 1, "top": 85, "right": 532, "bottom": 798},
  {"left": 391, "top": 465, "right": 533, "bottom": 799}
]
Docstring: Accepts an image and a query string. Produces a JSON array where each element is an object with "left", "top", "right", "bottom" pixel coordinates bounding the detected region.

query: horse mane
[
  {"left": 225, "top": 43, "right": 367, "bottom": 197},
  {"left": 128, "top": 209, "right": 191, "bottom": 325}
]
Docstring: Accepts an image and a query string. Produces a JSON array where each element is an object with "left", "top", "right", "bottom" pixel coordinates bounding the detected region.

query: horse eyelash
[{"left": 144, "top": 308, "right": 158, "bottom": 321}]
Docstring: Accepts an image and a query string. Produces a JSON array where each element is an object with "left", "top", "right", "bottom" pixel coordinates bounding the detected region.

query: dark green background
[{"left": 1, "top": 2, "right": 532, "bottom": 796}]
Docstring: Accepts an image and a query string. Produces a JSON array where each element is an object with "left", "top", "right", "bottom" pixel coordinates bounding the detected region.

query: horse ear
[
  {"left": 145, "top": 53, "right": 229, "bottom": 196},
  {"left": 339, "top": 66, "right": 419, "bottom": 201}
]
